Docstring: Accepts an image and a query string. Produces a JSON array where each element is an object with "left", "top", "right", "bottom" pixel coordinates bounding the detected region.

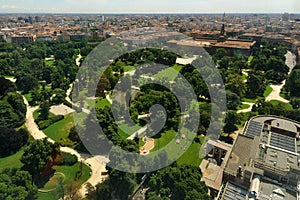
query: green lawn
[
  {"left": 38, "top": 162, "right": 91, "bottom": 200},
  {"left": 24, "top": 93, "right": 32, "bottom": 103},
  {"left": 95, "top": 98, "right": 111, "bottom": 109},
  {"left": 153, "top": 65, "right": 183, "bottom": 81},
  {"left": 151, "top": 130, "right": 177, "bottom": 152},
  {"left": 44, "top": 114, "right": 74, "bottom": 142},
  {"left": 241, "top": 97, "right": 257, "bottom": 103},
  {"left": 176, "top": 139, "right": 203, "bottom": 166},
  {"left": 269, "top": 100, "right": 293, "bottom": 110},
  {"left": 237, "top": 103, "right": 251, "bottom": 110},
  {"left": 248, "top": 56, "right": 254, "bottom": 63},
  {"left": 117, "top": 124, "right": 141, "bottom": 139},
  {"left": 263, "top": 85, "right": 273, "bottom": 98},
  {"left": 45, "top": 59, "right": 55, "bottom": 67},
  {"left": 0, "top": 149, "right": 24, "bottom": 171},
  {"left": 4, "top": 75, "right": 15, "bottom": 78},
  {"left": 123, "top": 66, "right": 135, "bottom": 72}
]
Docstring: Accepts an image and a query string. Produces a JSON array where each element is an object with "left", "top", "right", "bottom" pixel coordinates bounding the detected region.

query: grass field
[
  {"left": 151, "top": 130, "right": 177, "bottom": 152},
  {"left": 269, "top": 100, "right": 293, "bottom": 110},
  {"left": 117, "top": 123, "right": 141, "bottom": 139},
  {"left": 263, "top": 85, "right": 273, "bottom": 98},
  {"left": 176, "top": 140, "right": 203, "bottom": 166},
  {"left": 241, "top": 97, "right": 257, "bottom": 103},
  {"left": 0, "top": 149, "right": 24, "bottom": 171},
  {"left": 153, "top": 65, "right": 183, "bottom": 81},
  {"left": 123, "top": 66, "right": 135, "bottom": 72},
  {"left": 237, "top": 103, "right": 251, "bottom": 110},
  {"left": 44, "top": 114, "right": 74, "bottom": 142},
  {"left": 95, "top": 98, "right": 111, "bottom": 109},
  {"left": 45, "top": 59, "right": 55, "bottom": 67},
  {"left": 38, "top": 162, "right": 91, "bottom": 200}
]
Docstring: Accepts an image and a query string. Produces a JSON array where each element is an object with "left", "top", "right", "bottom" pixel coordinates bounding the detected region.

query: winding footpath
[
  {"left": 22, "top": 96, "right": 107, "bottom": 197},
  {"left": 238, "top": 51, "right": 296, "bottom": 113},
  {"left": 265, "top": 51, "right": 296, "bottom": 103}
]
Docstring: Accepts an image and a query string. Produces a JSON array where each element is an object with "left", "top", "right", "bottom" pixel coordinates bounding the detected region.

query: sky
[{"left": 0, "top": 0, "right": 299, "bottom": 13}]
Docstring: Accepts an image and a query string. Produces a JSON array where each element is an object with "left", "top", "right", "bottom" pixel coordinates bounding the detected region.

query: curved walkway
[
  {"left": 265, "top": 51, "right": 296, "bottom": 103},
  {"left": 22, "top": 95, "right": 106, "bottom": 198}
]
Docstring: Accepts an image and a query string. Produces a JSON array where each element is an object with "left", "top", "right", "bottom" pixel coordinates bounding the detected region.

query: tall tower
[{"left": 218, "top": 12, "right": 226, "bottom": 42}]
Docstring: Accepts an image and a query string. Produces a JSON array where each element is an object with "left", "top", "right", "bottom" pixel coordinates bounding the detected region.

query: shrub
[
  {"left": 36, "top": 115, "right": 64, "bottom": 130},
  {"left": 37, "top": 120, "right": 52, "bottom": 130},
  {"left": 0, "top": 128, "right": 28, "bottom": 157},
  {"left": 58, "top": 152, "right": 78, "bottom": 166},
  {"left": 50, "top": 115, "right": 64, "bottom": 123}
]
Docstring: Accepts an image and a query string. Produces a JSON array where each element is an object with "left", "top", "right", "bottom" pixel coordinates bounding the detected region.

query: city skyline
[{"left": 0, "top": 0, "right": 299, "bottom": 14}]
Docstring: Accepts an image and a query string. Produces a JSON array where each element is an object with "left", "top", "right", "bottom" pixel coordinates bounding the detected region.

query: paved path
[
  {"left": 76, "top": 54, "right": 82, "bottom": 67},
  {"left": 127, "top": 125, "right": 148, "bottom": 140},
  {"left": 265, "top": 51, "right": 296, "bottom": 103}
]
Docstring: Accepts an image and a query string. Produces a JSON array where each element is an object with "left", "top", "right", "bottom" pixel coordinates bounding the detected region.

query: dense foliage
[
  {"left": 0, "top": 128, "right": 28, "bottom": 157},
  {"left": 146, "top": 165, "right": 209, "bottom": 200},
  {"left": 0, "top": 168, "right": 38, "bottom": 200}
]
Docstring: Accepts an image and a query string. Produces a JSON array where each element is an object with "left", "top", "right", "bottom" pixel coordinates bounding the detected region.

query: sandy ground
[
  {"left": 176, "top": 56, "right": 198, "bottom": 65},
  {"left": 50, "top": 104, "right": 75, "bottom": 115},
  {"left": 140, "top": 138, "right": 155, "bottom": 155}
]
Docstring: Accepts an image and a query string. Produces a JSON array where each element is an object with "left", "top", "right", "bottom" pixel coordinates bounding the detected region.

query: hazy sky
[{"left": 0, "top": 0, "right": 299, "bottom": 13}]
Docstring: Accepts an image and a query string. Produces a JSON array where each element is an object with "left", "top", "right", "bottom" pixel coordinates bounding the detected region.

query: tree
[
  {"left": 225, "top": 73, "right": 246, "bottom": 98},
  {"left": 39, "top": 101, "right": 50, "bottom": 120},
  {"left": 0, "top": 168, "right": 38, "bottom": 200},
  {"left": 0, "top": 128, "right": 28, "bottom": 157},
  {"left": 52, "top": 88, "right": 66, "bottom": 105},
  {"left": 291, "top": 98, "right": 300, "bottom": 109},
  {"left": 226, "top": 91, "right": 241, "bottom": 110},
  {"left": 0, "top": 77, "right": 16, "bottom": 97},
  {"left": 147, "top": 165, "right": 209, "bottom": 200},
  {"left": 286, "top": 69, "right": 300, "bottom": 97},
  {"left": 246, "top": 71, "right": 266, "bottom": 98},
  {"left": 16, "top": 75, "right": 38, "bottom": 94},
  {"left": 213, "top": 48, "right": 227, "bottom": 62},
  {"left": 223, "top": 110, "right": 239, "bottom": 134},
  {"left": 20, "top": 139, "right": 53, "bottom": 178}
]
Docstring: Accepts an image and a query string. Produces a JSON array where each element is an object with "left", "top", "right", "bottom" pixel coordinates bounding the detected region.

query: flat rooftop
[
  {"left": 213, "top": 40, "right": 256, "bottom": 50},
  {"left": 225, "top": 134, "right": 260, "bottom": 176}
]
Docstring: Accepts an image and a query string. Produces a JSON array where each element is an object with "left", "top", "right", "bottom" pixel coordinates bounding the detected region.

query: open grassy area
[
  {"left": 269, "top": 100, "right": 293, "bottom": 110},
  {"left": 176, "top": 139, "right": 203, "bottom": 166},
  {"left": 151, "top": 130, "right": 177, "bottom": 152},
  {"left": 0, "top": 149, "right": 24, "bottom": 171},
  {"left": 263, "top": 85, "right": 273, "bottom": 98},
  {"left": 95, "top": 98, "right": 111, "bottom": 109},
  {"left": 123, "top": 65, "right": 135, "bottom": 72},
  {"left": 38, "top": 162, "right": 91, "bottom": 200},
  {"left": 117, "top": 123, "right": 141, "bottom": 139},
  {"left": 45, "top": 59, "right": 55, "bottom": 67},
  {"left": 153, "top": 65, "right": 183, "bottom": 81},
  {"left": 44, "top": 114, "right": 74, "bottom": 142},
  {"left": 237, "top": 103, "right": 251, "bottom": 110},
  {"left": 241, "top": 97, "right": 257, "bottom": 103}
]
